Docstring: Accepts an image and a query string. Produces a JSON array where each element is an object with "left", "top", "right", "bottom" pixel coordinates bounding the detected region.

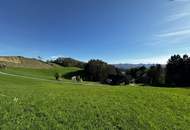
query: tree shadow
[
  {"left": 140, "top": 83, "right": 190, "bottom": 89},
  {"left": 62, "top": 70, "right": 85, "bottom": 80}
]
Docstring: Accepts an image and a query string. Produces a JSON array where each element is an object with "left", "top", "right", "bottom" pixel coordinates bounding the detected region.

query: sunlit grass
[{"left": 0, "top": 72, "right": 189, "bottom": 129}]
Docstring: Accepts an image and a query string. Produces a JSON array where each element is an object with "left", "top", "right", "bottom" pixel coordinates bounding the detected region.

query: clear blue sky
[{"left": 0, "top": 0, "right": 190, "bottom": 64}]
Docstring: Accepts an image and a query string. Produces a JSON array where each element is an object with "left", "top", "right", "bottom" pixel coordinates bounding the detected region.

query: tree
[
  {"left": 108, "top": 74, "right": 129, "bottom": 85},
  {"left": 37, "top": 56, "right": 43, "bottom": 61},
  {"left": 55, "top": 73, "right": 61, "bottom": 81},
  {"left": 125, "top": 66, "right": 148, "bottom": 84},
  {"left": 147, "top": 64, "right": 164, "bottom": 85},
  {"left": 125, "top": 65, "right": 165, "bottom": 85},
  {"left": 84, "top": 60, "right": 117, "bottom": 83},
  {"left": 166, "top": 54, "right": 190, "bottom": 86}
]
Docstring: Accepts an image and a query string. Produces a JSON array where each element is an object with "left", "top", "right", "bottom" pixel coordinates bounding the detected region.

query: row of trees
[
  {"left": 83, "top": 54, "right": 190, "bottom": 86},
  {"left": 53, "top": 54, "right": 190, "bottom": 87},
  {"left": 83, "top": 59, "right": 166, "bottom": 85},
  {"left": 84, "top": 60, "right": 129, "bottom": 85},
  {"left": 125, "top": 65, "right": 165, "bottom": 85}
]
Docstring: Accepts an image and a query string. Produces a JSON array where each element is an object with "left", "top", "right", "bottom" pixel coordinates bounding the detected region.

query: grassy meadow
[
  {"left": 0, "top": 67, "right": 81, "bottom": 80},
  {"left": 0, "top": 67, "right": 189, "bottom": 130}
]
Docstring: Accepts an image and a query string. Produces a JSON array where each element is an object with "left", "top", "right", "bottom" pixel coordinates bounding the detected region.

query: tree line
[
  {"left": 51, "top": 54, "right": 190, "bottom": 87},
  {"left": 50, "top": 57, "right": 85, "bottom": 68}
]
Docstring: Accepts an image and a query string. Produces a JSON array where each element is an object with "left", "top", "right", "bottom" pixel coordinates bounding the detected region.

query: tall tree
[
  {"left": 166, "top": 54, "right": 190, "bottom": 86},
  {"left": 147, "top": 64, "right": 164, "bottom": 85}
]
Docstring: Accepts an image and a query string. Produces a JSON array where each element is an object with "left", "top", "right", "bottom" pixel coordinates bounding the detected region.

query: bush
[{"left": 54, "top": 73, "right": 61, "bottom": 81}]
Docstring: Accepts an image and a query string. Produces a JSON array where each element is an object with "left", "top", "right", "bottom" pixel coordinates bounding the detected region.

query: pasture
[{"left": 0, "top": 67, "right": 189, "bottom": 130}]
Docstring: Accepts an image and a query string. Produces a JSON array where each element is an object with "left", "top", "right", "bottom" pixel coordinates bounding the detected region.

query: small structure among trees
[
  {"left": 71, "top": 76, "right": 76, "bottom": 81},
  {"left": 71, "top": 75, "right": 83, "bottom": 82},
  {"left": 0, "top": 63, "right": 7, "bottom": 70},
  {"left": 54, "top": 54, "right": 190, "bottom": 87}
]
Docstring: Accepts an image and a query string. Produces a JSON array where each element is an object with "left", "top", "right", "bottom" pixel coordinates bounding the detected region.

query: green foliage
[
  {"left": 54, "top": 73, "right": 61, "bottom": 80},
  {"left": 0, "top": 73, "right": 189, "bottom": 129},
  {"left": 147, "top": 65, "right": 165, "bottom": 85},
  {"left": 126, "top": 66, "right": 148, "bottom": 83},
  {"left": 84, "top": 59, "right": 117, "bottom": 83},
  {"left": 51, "top": 57, "right": 85, "bottom": 68},
  {"left": 126, "top": 65, "right": 165, "bottom": 85}
]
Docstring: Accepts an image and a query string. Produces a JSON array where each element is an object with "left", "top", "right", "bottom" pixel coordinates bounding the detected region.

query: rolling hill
[
  {"left": 0, "top": 56, "right": 189, "bottom": 129},
  {"left": 0, "top": 56, "right": 53, "bottom": 69},
  {"left": 0, "top": 69, "right": 189, "bottom": 129}
]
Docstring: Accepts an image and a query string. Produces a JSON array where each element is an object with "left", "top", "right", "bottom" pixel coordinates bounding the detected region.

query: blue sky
[{"left": 0, "top": 0, "right": 190, "bottom": 64}]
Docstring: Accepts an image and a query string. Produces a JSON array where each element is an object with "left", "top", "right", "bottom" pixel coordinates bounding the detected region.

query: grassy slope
[
  {"left": 1, "top": 67, "right": 81, "bottom": 80},
  {"left": 0, "top": 70, "right": 189, "bottom": 129},
  {"left": 0, "top": 56, "right": 53, "bottom": 69}
]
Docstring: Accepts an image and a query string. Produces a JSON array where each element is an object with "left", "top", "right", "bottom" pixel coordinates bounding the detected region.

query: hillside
[
  {"left": 0, "top": 56, "right": 53, "bottom": 69},
  {"left": 1, "top": 67, "right": 81, "bottom": 80},
  {"left": 0, "top": 71, "right": 189, "bottom": 129},
  {"left": 0, "top": 60, "right": 189, "bottom": 129}
]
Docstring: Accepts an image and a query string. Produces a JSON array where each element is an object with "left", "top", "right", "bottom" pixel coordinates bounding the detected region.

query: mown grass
[{"left": 0, "top": 68, "right": 190, "bottom": 130}]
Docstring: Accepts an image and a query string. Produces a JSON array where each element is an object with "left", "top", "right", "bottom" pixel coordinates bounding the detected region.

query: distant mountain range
[
  {"left": 0, "top": 56, "right": 166, "bottom": 70},
  {"left": 113, "top": 64, "right": 155, "bottom": 69}
]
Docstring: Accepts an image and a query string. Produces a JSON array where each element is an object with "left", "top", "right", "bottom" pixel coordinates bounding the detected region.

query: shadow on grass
[
  {"left": 140, "top": 83, "right": 190, "bottom": 89},
  {"left": 62, "top": 70, "right": 86, "bottom": 80}
]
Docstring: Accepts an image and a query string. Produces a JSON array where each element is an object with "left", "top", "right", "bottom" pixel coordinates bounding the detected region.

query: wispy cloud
[
  {"left": 123, "top": 55, "right": 171, "bottom": 64},
  {"left": 50, "top": 55, "right": 65, "bottom": 60},
  {"left": 156, "top": 28, "right": 190, "bottom": 37},
  {"left": 151, "top": 1, "right": 190, "bottom": 46},
  {"left": 173, "top": 0, "right": 190, "bottom": 2},
  {"left": 167, "top": 12, "right": 190, "bottom": 22}
]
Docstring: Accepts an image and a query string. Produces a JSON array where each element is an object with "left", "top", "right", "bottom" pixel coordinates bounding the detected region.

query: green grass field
[
  {"left": 1, "top": 67, "right": 81, "bottom": 80},
  {"left": 0, "top": 67, "right": 190, "bottom": 130}
]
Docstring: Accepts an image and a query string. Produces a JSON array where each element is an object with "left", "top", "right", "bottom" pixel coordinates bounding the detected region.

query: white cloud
[
  {"left": 126, "top": 56, "right": 170, "bottom": 64},
  {"left": 173, "top": 0, "right": 190, "bottom": 2},
  {"left": 156, "top": 28, "right": 190, "bottom": 37},
  {"left": 152, "top": 1, "right": 190, "bottom": 46},
  {"left": 112, "top": 55, "right": 173, "bottom": 64},
  {"left": 121, "top": 52, "right": 190, "bottom": 64},
  {"left": 50, "top": 55, "right": 65, "bottom": 60},
  {"left": 167, "top": 12, "right": 190, "bottom": 22}
]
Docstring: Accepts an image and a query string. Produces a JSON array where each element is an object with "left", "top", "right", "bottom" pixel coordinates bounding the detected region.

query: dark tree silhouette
[
  {"left": 84, "top": 60, "right": 117, "bottom": 82},
  {"left": 52, "top": 57, "right": 85, "bottom": 68},
  {"left": 55, "top": 73, "right": 61, "bottom": 80},
  {"left": 166, "top": 54, "right": 190, "bottom": 86}
]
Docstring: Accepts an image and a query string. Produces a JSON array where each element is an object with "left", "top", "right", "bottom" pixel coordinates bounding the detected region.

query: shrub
[{"left": 55, "top": 73, "right": 61, "bottom": 81}]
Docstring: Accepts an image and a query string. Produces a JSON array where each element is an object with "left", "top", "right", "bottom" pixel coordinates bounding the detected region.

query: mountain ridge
[{"left": 113, "top": 63, "right": 156, "bottom": 69}]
